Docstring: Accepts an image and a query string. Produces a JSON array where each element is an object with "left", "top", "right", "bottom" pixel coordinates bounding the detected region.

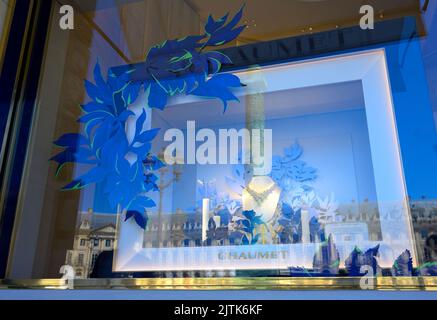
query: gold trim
[{"left": 1, "top": 277, "right": 437, "bottom": 291}]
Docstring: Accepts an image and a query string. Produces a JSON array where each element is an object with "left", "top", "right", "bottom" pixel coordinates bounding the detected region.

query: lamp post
[{"left": 156, "top": 154, "right": 182, "bottom": 247}]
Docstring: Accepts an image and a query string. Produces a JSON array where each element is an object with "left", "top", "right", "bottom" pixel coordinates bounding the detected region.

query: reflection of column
[
  {"left": 245, "top": 84, "right": 265, "bottom": 176},
  {"left": 301, "top": 209, "right": 310, "bottom": 243},
  {"left": 202, "top": 198, "right": 210, "bottom": 242},
  {"left": 156, "top": 161, "right": 181, "bottom": 247}
]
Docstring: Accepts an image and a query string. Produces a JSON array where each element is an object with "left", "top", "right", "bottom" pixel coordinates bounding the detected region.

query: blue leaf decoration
[
  {"left": 143, "top": 155, "right": 165, "bottom": 171},
  {"left": 204, "top": 5, "right": 246, "bottom": 46},
  {"left": 205, "top": 13, "right": 229, "bottom": 34},
  {"left": 417, "top": 262, "right": 437, "bottom": 276},
  {"left": 344, "top": 244, "right": 380, "bottom": 276},
  {"left": 284, "top": 142, "right": 303, "bottom": 161},
  {"left": 81, "top": 102, "right": 111, "bottom": 113},
  {"left": 191, "top": 73, "right": 242, "bottom": 111},
  {"left": 147, "top": 82, "right": 168, "bottom": 110},
  {"left": 251, "top": 233, "right": 260, "bottom": 245},
  {"left": 125, "top": 210, "right": 148, "bottom": 230},
  {"left": 312, "top": 235, "right": 340, "bottom": 275},
  {"left": 62, "top": 166, "right": 107, "bottom": 190},
  {"left": 137, "top": 128, "right": 160, "bottom": 143},
  {"left": 392, "top": 250, "right": 414, "bottom": 276},
  {"left": 241, "top": 235, "right": 249, "bottom": 245},
  {"left": 141, "top": 7, "right": 245, "bottom": 111},
  {"left": 53, "top": 133, "right": 88, "bottom": 148},
  {"left": 51, "top": 6, "right": 247, "bottom": 228},
  {"left": 135, "top": 110, "right": 147, "bottom": 137}
]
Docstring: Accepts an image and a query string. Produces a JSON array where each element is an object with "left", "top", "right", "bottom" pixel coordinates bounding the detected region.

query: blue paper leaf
[
  {"left": 205, "top": 13, "right": 228, "bottom": 34},
  {"left": 130, "top": 196, "right": 156, "bottom": 210},
  {"left": 78, "top": 111, "right": 110, "bottom": 124},
  {"left": 52, "top": 6, "right": 247, "bottom": 230},
  {"left": 122, "top": 81, "right": 141, "bottom": 105},
  {"left": 81, "top": 102, "right": 111, "bottom": 113},
  {"left": 137, "top": 128, "right": 160, "bottom": 143},
  {"left": 205, "top": 5, "right": 246, "bottom": 46},
  {"left": 251, "top": 233, "right": 260, "bottom": 244},
  {"left": 53, "top": 133, "right": 88, "bottom": 148},
  {"left": 125, "top": 210, "right": 148, "bottom": 229},
  {"left": 191, "top": 74, "right": 241, "bottom": 112},
  {"left": 132, "top": 143, "right": 151, "bottom": 158},
  {"left": 62, "top": 166, "right": 106, "bottom": 190},
  {"left": 118, "top": 110, "right": 135, "bottom": 122},
  {"left": 135, "top": 110, "right": 147, "bottom": 137},
  {"left": 241, "top": 235, "right": 249, "bottom": 245},
  {"left": 143, "top": 155, "right": 165, "bottom": 171},
  {"left": 147, "top": 82, "right": 168, "bottom": 110}
]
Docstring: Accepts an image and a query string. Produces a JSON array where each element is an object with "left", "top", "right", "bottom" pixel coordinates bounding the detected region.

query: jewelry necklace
[{"left": 245, "top": 183, "right": 276, "bottom": 206}]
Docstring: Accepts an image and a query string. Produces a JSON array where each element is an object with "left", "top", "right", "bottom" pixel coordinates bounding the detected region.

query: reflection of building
[
  {"left": 410, "top": 200, "right": 437, "bottom": 263},
  {"left": 337, "top": 201, "right": 382, "bottom": 241},
  {"left": 65, "top": 211, "right": 116, "bottom": 278},
  {"left": 143, "top": 212, "right": 202, "bottom": 248}
]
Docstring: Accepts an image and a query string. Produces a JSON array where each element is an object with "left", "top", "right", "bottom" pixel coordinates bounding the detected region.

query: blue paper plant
[
  {"left": 143, "top": 5, "right": 246, "bottom": 112},
  {"left": 344, "top": 244, "right": 381, "bottom": 276},
  {"left": 312, "top": 235, "right": 340, "bottom": 275},
  {"left": 277, "top": 203, "right": 302, "bottom": 244},
  {"left": 270, "top": 141, "right": 317, "bottom": 202},
  {"left": 51, "top": 7, "right": 246, "bottom": 229},
  {"left": 232, "top": 210, "right": 264, "bottom": 245},
  {"left": 391, "top": 249, "right": 414, "bottom": 276}
]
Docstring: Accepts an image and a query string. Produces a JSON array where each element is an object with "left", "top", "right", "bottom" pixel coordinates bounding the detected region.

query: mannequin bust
[{"left": 242, "top": 175, "right": 281, "bottom": 223}]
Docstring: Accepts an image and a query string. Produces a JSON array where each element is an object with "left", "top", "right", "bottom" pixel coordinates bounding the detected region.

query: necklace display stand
[{"left": 243, "top": 175, "right": 281, "bottom": 223}]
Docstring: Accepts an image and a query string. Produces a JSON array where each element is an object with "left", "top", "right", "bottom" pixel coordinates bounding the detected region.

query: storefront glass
[{"left": 1, "top": 0, "right": 437, "bottom": 288}]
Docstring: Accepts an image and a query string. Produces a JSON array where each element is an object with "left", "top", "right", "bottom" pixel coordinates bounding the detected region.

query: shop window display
[{"left": 1, "top": 0, "right": 437, "bottom": 290}]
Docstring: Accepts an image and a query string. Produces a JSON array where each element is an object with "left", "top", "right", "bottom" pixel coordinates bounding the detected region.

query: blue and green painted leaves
[
  {"left": 51, "top": 7, "right": 247, "bottom": 230},
  {"left": 239, "top": 210, "right": 264, "bottom": 245},
  {"left": 271, "top": 142, "right": 317, "bottom": 185},
  {"left": 144, "top": 6, "right": 246, "bottom": 112},
  {"left": 204, "top": 5, "right": 246, "bottom": 47},
  {"left": 51, "top": 62, "right": 161, "bottom": 229},
  {"left": 277, "top": 203, "right": 301, "bottom": 243},
  {"left": 344, "top": 245, "right": 381, "bottom": 276},
  {"left": 392, "top": 249, "right": 414, "bottom": 276},
  {"left": 312, "top": 235, "right": 340, "bottom": 275}
]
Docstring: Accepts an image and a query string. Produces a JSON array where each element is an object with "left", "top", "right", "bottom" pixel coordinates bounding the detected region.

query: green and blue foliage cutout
[{"left": 51, "top": 7, "right": 246, "bottom": 229}]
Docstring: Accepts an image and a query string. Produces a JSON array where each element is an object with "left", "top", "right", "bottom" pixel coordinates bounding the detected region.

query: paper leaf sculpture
[
  {"left": 417, "top": 261, "right": 437, "bottom": 276},
  {"left": 270, "top": 141, "right": 317, "bottom": 203},
  {"left": 391, "top": 249, "right": 414, "bottom": 276},
  {"left": 312, "top": 235, "right": 340, "bottom": 275},
  {"left": 277, "top": 202, "right": 302, "bottom": 244},
  {"left": 51, "top": 7, "right": 246, "bottom": 229},
  {"left": 143, "top": 5, "right": 246, "bottom": 112},
  {"left": 344, "top": 244, "right": 381, "bottom": 276},
  {"left": 234, "top": 210, "right": 264, "bottom": 245}
]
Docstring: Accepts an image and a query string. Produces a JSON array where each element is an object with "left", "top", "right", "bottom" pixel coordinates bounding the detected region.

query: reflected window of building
[{"left": 78, "top": 254, "right": 84, "bottom": 266}]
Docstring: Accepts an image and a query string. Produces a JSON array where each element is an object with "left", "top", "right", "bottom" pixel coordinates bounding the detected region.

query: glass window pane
[{"left": 2, "top": 0, "right": 437, "bottom": 286}]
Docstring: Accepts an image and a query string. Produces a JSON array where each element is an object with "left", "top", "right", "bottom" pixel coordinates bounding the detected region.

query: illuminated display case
[
  {"left": 113, "top": 50, "right": 415, "bottom": 274},
  {"left": 0, "top": 0, "right": 437, "bottom": 291}
]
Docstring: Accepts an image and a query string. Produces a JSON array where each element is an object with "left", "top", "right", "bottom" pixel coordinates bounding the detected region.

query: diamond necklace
[{"left": 245, "top": 183, "right": 276, "bottom": 206}]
